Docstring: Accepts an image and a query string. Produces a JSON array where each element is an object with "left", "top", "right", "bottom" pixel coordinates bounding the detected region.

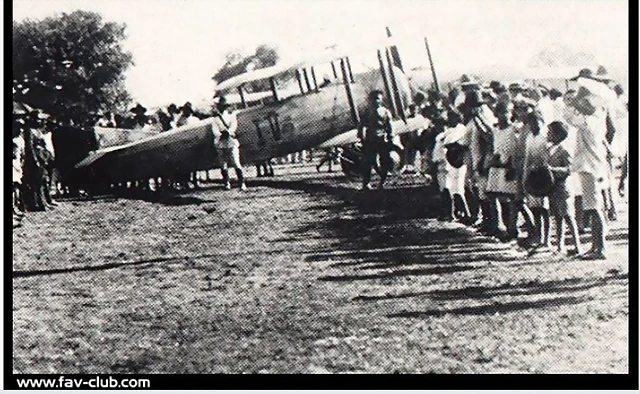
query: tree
[
  {"left": 13, "top": 10, "right": 134, "bottom": 127},
  {"left": 213, "top": 44, "right": 279, "bottom": 92},
  {"left": 13, "top": 11, "right": 134, "bottom": 201}
]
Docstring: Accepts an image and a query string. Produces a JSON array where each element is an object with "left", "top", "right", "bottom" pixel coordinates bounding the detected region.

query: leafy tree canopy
[{"left": 13, "top": 10, "right": 134, "bottom": 128}]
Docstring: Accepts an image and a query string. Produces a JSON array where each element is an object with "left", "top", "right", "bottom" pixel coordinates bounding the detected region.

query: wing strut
[
  {"left": 237, "top": 85, "right": 248, "bottom": 108},
  {"left": 302, "top": 68, "right": 313, "bottom": 92},
  {"left": 340, "top": 57, "right": 360, "bottom": 126},
  {"left": 345, "top": 57, "right": 355, "bottom": 83},
  {"left": 269, "top": 77, "right": 280, "bottom": 102},
  {"left": 385, "top": 48, "right": 406, "bottom": 122},
  {"left": 310, "top": 66, "right": 319, "bottom": 92},
  {"left": 295, "top": 69, "right": 305, "bottom": 95},
  {"left": 377, "top": 49, "right": 397, "bottom": 119}
]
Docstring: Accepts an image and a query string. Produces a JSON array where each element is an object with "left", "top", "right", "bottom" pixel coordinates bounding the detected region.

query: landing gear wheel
[{"left": 339, "top": 144, "right": 363, "bottom": 178}]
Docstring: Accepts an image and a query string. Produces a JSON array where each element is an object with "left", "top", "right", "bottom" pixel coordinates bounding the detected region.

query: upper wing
[
  {"left": 216, "top": 60, "right": 307, "bottom": 91},
  {"left": 215, "top": 36, "right": 398, "bottom": 92}
]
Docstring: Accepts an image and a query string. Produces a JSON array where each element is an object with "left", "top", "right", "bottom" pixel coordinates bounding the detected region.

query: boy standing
[
  {"left": 523, "top": 110, "right": 551, "bottom": 252},
  {"left": 547, "top": 121, "right": 582, "bottom": 255}
]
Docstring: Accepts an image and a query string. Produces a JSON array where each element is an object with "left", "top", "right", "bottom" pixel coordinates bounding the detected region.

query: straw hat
[{"left": 569, "top": 65, "right": 613, "bottom": 82}]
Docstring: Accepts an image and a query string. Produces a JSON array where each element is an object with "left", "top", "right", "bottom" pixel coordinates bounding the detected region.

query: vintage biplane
[{"left": 74, "top": 29, "right": 431, "bottom": 186}]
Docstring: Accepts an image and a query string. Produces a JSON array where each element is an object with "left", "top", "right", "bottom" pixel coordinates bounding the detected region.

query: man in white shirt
[
  {"left": 213, "top": 96, "right": 246, "bottom": 190},
  {"left": 564, "top": 68, "right": 616, "bottom": 260},
  {"left": 465, "top": 89, "right": 498, "bottom": 231}
]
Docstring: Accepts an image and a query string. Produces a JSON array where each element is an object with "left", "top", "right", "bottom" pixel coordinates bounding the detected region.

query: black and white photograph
[{"left": 9, "top": 0, "right": 634, "bottom": 386}]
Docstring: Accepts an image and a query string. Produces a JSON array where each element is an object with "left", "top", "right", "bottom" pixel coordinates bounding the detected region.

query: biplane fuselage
[
  {"left": 233, "top": 68, "right": 413, "bottom": 162},
  {"left": 75, "top": 42, "right": 424, "bottom": 185}
]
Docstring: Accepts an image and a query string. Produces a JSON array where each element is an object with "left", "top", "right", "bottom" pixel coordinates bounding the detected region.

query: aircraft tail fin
[{"left": 386, "top": 27, "right": 404, "bottom": 73}]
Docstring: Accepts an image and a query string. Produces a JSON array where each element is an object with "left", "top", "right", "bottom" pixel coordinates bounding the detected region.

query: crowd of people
[
  {"left": 12, "top": 110, "right": 59, "bottom": 228},
  {"left": 14, "top": 64, "right": 628, "bottom": 261},
  {"left": 96, "top": 101, "right": 211, "bottom": 131},
  {"left": 359, "top": 66, "right": 627, "bottom": 260},
  {"left": 12, "top": 94, "right": 330, "bottom": 226}
]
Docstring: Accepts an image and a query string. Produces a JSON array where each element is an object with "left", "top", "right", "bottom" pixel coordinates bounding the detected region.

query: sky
[{"left": 13, "top": 0, "right": 629, "bottom": 108}]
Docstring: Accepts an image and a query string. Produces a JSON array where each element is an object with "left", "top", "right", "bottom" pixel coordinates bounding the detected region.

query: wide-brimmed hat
[
  {"left": 569, "top": 65, "right": 612, "bottom": 82},
  {"left": 489, "top": 80, "right": 503, "bottom": 91},
  {"left": 525, "top": 167, "right": 555, "bottom": 197},
  {"left": 460, "top": 74, "right": 481, "bottom": 89},
  {"left": 130, "top": 103, "right": 147, "bottom": 115}
]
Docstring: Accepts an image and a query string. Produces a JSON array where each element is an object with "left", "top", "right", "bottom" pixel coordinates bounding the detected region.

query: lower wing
[
  {"left": 75, "top": 119, "right": 219, "bottom": 184},
  {"left": 317, "top": 114, "right": 428, "bottom": 149}
]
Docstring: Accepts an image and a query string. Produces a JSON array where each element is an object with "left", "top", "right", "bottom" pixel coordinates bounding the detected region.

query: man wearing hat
[
  {"left": 212, "top": 95, "right": 246, "bottom": 190},
  {"left": 357, "top": 90, "right": 396, "bottom": 190},
  {"left": 175, "top": 102, "right": 200, "bottom": 128},
  {"left": 564, "top": 66, "right": 616, "bottom": 260},
  {"left": 464, "top": 88, "right": 498, "bottom": 232},
  {"left": 20, "top": 110, "right": 50, "bottom": 211},
  {"left": 33, "top": 136, "right": 58, "bottom": 209},
  {"left": 130, "top": 103, "right": 149, "bottom": 129},
  {"left": 508, "top": 82, "right": 524, "bottom": 101},
  {"left": 486, "top": 100, "right": 519, "bottom": 241}
]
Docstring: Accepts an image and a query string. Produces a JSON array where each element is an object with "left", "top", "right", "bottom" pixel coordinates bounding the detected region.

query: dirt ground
[{"left": 12, "top": 163, "right": 629, "bottom": 374}]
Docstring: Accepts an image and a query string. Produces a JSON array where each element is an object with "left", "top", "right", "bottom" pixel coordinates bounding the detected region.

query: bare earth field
[{"left": 13, "top": 163, "right": 629, "bottom": 374}]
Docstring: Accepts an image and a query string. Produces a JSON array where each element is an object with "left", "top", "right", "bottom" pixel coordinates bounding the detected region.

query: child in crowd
[
  {"left": 444, "top": 110, "right": 472, "bottom": 223},
  {"left": 547, "top": 121, "right": 583, "bottom": 255},
  {"left": 523, "top": 109, "right": 551, "bottom": 252},
  {"left": 431, "top": 119, "right": 453, "bottom": 221}
]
